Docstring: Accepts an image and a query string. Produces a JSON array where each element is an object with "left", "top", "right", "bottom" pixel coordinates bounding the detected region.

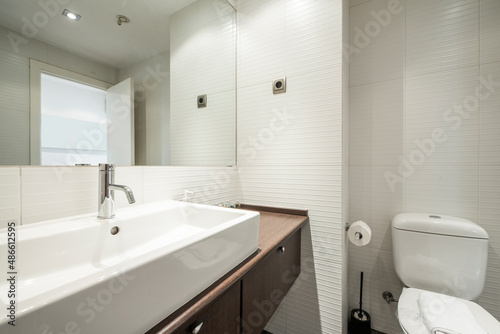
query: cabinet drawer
[
  {"left": 172, "top": 282, "right": 240, "bottom": 334},
  {"left": 241, "top": 229, "right": 301, "bottom": 334}
]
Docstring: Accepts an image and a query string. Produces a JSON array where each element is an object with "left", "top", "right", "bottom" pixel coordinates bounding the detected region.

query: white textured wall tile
[
  {"left": 143, "top": 166, "right": 241, "bottom": 205},
  {"left": 405, "top": 66, "right": 479, "bottom": 166},
  {"left": 239, "top": 165, "right": 343, "bottom": 334},
  {"left": 238, "top": 166, "right": 340, "bottom": 212},
  {"left": 145, "top": 117, "right": 170, "bottom": 166},
  {"left": 171, "top": 14, "right": 235, "bottom": 102},
  {"left": 0, "top": 167, "right": 20, "bottom": 229},
  {"left": 342, "top": 0, "right": 350, "bottom": 331},
  {"left": 169, "top": 2, "right": 199, "bottom": 39},
  {"left": 263, "top": 299, "right": 286, "bottom": 334},
  {"left": 478, "top": 166, "right": 500, "bottom": 320},
  {"left": 0, "top": 25, "right": 48, "bottom": 62},
  {"left": 0, "top": 48, "right": 30, "bottom": 165},
  {"left": 349, "top": 165, "right": 404, "bottom": 333},
  {"left": 349, "top": 247, "right": 402, "bottom": 333},
  {"left": 0, "top": 48, "right": 29, "bottom": 112},
  {"left": 349, "top": 0, "right": 405, "bottom": 86},
  {"left": 237, "top": 0, "right": 286, "bottom": 88},
  {"left": 349, "top": 166, "right": 404, "bottom": 250},
  {"left": 406, "top": 0, "right": 479, "bottom": 77},
  {"left": 238, "top": 165, "right": 343, "bottom": 334},
  {"left": 21, "top": 167, "right": 98, "bottom": 225},
  {"left": 285, "top": 0, "right": 342, "bottom": 77},
  {"left": 286, "top": 271, "right": 341, "bottom": 333},
  {"left": 238, "top": 70, "right": 342, "bottom": 167},
  {"left": 405, "top": 165, "right": 479, "bottom": 221},
  {"left": 479, "top": 62, "right": 500, "bottom": 165},
  {"left": 350, "top": 79, "right": 404, "bottom": 166},
  {"left": 237, "top": 82, "right": 285, "bottom": 165},
  {"left": 480, "top": 0, "right": 500, "bottom": 65},
  {"left": 349, "top": 1, "right": 500, "bottom": 333},
  {"left": 237, "top": 1, "right": 345, "bottom": 333},
  {"left": 170, "top": 6, "right": 236, "bottom": 166},
  {"left": 145, "top": 67, "right": 170, "bottom": 166},
  {"left": 284, "top": 70, "right": 342, "bottom": 165},
  {"left": 114, "top": 167, "right": 144, "bottom": 208},
  {"left": 170, "top": 90, "right": 236, "bottom": 166},
  {"left": 196, "top": 15, "right": 236, "bottom": 95},
  {"left": 0, "top": 109, "right": 29, "bottom": 165},
  {"left": 170, "top": 30, "right": 201, "bottom": 102}
]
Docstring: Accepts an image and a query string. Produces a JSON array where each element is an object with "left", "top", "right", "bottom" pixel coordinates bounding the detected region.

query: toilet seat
[{"left": 397, "top": 287, "right": 500, "bottom": 334}]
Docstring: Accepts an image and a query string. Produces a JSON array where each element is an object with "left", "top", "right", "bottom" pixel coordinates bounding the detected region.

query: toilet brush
[{"left": 349, "top": 272, "right": 371, "bottom": 334}]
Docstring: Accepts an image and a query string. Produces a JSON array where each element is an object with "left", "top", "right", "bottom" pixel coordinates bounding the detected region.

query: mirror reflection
[{"left": 0, "top": 0, "right": 236, "bottom": 166}]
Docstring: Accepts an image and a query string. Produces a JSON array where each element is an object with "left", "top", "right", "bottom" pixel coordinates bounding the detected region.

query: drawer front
[
  {"left": 241, "top": 229, "right": 301, "bottom": 334},
  {"left": 172, "top": 282, "right": 240, "bottom": 334}
]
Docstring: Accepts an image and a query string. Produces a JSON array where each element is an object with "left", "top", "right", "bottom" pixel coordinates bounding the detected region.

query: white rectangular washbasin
[{"left": 0, "top": 200, "right": 260, "bottom": 334}]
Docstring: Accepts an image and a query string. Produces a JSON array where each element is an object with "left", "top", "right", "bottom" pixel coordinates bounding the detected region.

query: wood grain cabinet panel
[
  {"left": 240, "top": 230, "right": 301, "bottom": 334},
  {"left": 172, "top": 282, "right": 241, "bottom": 334}
]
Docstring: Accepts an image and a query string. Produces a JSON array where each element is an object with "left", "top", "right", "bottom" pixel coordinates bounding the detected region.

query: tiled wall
[
  {"left": 169, "top": 0, "right": 237, "bottom": 166},
  {"left": 342, "top": 0, "right": 350, "bottom": 332},
  {"left": 236, "top": 0, "right": 346, "bottom": 333},
  {"left": 0, "top": 25, "right": 118, "bottom": 165},
  {"left": 0, "top": 166, "right": 242, "bottom": 229},
  {"left": 349, "top": 0, "right": 500, "bottom": 333}
]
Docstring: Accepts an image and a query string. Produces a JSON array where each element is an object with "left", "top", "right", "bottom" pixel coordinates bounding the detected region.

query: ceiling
[{"left": 0, "top": 0, "right": 197, "bottom": 69}]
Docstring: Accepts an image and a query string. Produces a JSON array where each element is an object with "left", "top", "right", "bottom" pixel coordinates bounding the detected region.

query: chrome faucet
[{"left": 98, "top": 164, "right": 135, "bottom": 219}]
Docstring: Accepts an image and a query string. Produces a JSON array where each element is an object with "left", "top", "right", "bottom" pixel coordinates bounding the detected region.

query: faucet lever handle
[
  {"left": 183, "top": 190, "right": 194, "bottom": 202},
  {"left": 99, "top": 163, "right": 116, "bottom": 172}
]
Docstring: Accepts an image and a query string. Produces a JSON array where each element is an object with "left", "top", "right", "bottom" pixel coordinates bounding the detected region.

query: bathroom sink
[{"left": 0, "top": 201, "right": 259, "bottom": 333}]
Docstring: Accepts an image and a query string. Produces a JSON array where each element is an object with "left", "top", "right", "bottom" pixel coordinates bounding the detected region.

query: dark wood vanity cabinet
[
  {"left": 150, "top": 209, "right": 307, "bottom": 334},
  {"left": 172, "top": 282, "right": 241, "bottom": 334},
  {"left": 172, "top": 229, "right": 302, "bottom": 334},
  {"left": 241, "top": 230, "right": 301, "bottom": 334}
]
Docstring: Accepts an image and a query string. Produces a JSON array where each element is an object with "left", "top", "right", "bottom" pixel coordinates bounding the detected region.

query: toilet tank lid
[{"left": 392, "top": 213, "right": 488, "bottom": 239}]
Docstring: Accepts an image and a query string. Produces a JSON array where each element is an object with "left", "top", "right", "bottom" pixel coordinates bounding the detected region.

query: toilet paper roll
[{"left": 348, "top": 221, "right": 372, "bottom": 246}]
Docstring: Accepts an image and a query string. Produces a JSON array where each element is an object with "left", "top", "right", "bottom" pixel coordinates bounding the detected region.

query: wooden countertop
[{"left": 146, "top": 205, "right": 309, "bottom": 334}]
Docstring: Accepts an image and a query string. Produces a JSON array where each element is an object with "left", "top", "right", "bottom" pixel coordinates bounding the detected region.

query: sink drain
[{"left": 110, "top": 226, "right": 119, "bottom": 235}]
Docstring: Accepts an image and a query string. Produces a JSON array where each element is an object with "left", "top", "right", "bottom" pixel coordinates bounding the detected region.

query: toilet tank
[{"left": 392, "top": 213, "right": 489, "bottom": 300}]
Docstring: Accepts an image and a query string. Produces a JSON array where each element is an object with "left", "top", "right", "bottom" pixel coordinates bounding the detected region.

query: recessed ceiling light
[{"left": 62, "top": 9, "right": 81, "bottom": 21}]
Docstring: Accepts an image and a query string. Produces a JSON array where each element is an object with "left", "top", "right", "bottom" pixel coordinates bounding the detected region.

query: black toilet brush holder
[{"left": 349, "top": 272, "right": 372, "bottom": 334}]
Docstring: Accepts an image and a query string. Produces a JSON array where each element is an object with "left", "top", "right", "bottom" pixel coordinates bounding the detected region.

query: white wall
[
  {"left": 236, "top": 0, "right": 345, "bottom": 333},
  {"left": 342, "top": 0, "right": 350, "bottom": 332},
  {"left": 118, "top": 51, "right": 170, "bottom": 166},
  {"left": 0, "top": 24, "right": 117, "bottom": 165},
  {"left": 169, "top": 0, "right": 236, "bottom": 166},
  {"left": 349, "top": 0, "right": 500, "bottom": 333},
  {"left": 0, "top": 165, "right": 241, "bottom": 229}
]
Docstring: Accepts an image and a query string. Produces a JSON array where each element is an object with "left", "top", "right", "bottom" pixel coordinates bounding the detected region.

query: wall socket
[
  {"left": 273, "top": 78, "right": 286, "bottom": 94},
  {"left": 197, "top": 94, "right": 207, "bottom": 108}
]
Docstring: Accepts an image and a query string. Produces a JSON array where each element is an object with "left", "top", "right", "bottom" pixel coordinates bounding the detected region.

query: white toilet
[{"left": 392, "top": 213, "right": 500, "bottom": 334}]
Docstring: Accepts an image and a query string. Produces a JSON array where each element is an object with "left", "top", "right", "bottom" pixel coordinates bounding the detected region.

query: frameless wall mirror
[{"left": 0, "top": 0, "right": 236, "bottom": 166}]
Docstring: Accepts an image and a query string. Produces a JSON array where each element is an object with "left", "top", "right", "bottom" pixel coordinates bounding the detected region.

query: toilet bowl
[
  {"left": 392, "top": 213, "right": 500, "bottom": 334},
  {"left": 397, "top": 287, "right": 500, "bottom": 334}
]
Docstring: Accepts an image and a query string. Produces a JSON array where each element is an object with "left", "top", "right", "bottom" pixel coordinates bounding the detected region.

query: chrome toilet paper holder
[{"left": 346, "top": 223, "right": 363, "bottom": 240}]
